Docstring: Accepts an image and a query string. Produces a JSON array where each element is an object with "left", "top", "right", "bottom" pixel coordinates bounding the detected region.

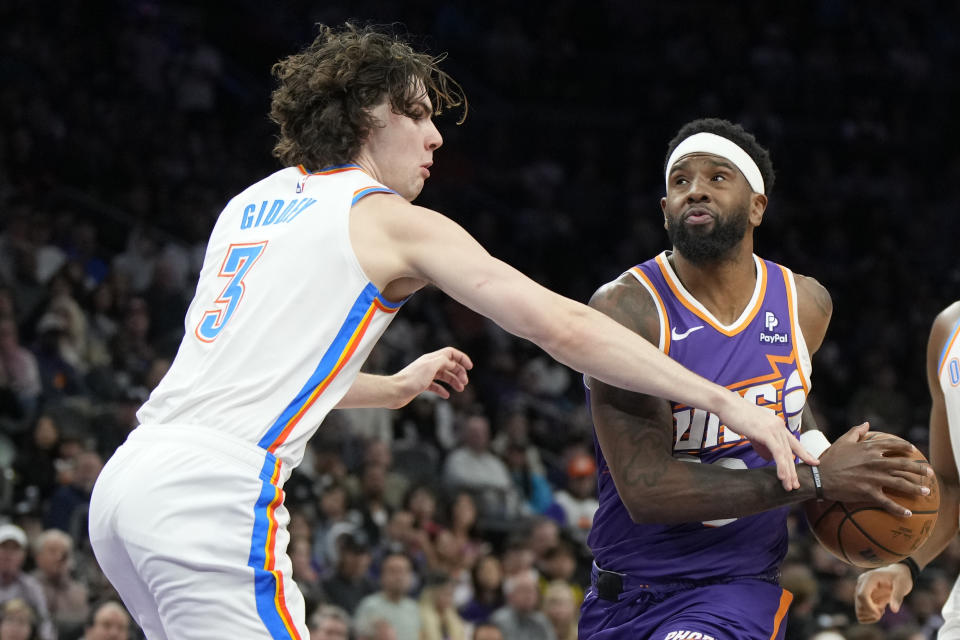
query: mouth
[
  {"left": 682, "top": 207, "right": 716, "bottom": 226},
  {"left": 420, "top": 163, "right": 432, "bottom": 179}
]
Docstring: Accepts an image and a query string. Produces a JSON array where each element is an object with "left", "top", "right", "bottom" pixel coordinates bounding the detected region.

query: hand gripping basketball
[{"left": 803, "top": 426, "right": 939, "bottom": 568}]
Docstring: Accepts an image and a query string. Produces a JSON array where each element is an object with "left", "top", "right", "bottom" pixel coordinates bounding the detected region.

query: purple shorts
[{"left": 579, "top": 564, "right": 792, "bottom": 640}]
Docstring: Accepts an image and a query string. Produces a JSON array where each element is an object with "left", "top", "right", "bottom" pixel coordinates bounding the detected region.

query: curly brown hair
[{"left": 269, "top": 23, "right": 466, "bottom": 170}]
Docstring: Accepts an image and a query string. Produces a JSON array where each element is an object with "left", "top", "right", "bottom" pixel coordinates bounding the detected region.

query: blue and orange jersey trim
[
  {"left": 248, "top": 454, "right": 302, "bottom": 639},
  {"left": 938, "top": 317, "right": 960, "bottom": 378},
  {"left": 352, "top": 186, "right": 397, "bottom": 205},
  {"left": 297, "top": 163, "right": 363, "bottom": 175},
  {"left": 257, "top": 282, "right": 404, "bottom": 454}
]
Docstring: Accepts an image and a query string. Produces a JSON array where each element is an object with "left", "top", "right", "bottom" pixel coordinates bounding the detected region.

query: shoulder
[
  {"left": 928, "top": 301, "right": 960, "bottom": 364},
  {"left": 588, "top": 271, "right": 661, "bottom": 345},
  {"left": 932, "top": 301, "right": 960, "bottom": 343},
  {"left": 351, "top": 192, "right": 449, "bottom": 236},
  {"left": 792, "top": 272, "right": 832, "bottom": 354}
]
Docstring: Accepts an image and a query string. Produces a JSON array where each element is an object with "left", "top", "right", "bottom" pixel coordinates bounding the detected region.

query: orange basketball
[{"left": 803, "top": 432, "right": 939, "bottom": 568}]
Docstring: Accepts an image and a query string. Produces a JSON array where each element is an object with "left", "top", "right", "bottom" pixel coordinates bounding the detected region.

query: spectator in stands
[
  {"left": 525, "top": 518, "right": 560, "bottom": 572},
  {"left": 307, "top": 604, "right": 351, "bottom": 640},
  {"left": 357, "top": 618, "right": 398, "bottom": 640},
  {"left": 500, "top": 536, "right": 536, "bottom": 581},
  {"left": 31, "top": 311, "right": 85, "bottom": 399},
  {"left": 540, "top": 580, "right": 577, "bottom": 640},
  {"left": 81, "top": 601, "right": 129, "bottom": 640},
  {"left": 443, "top": 413, "right": 520, "bottom": 522},
  {"left": 503, "top": 442, "right": 553, "bottom": 515},
  {"left": 359, "top": 439, "right": 409, "bottom": 511},
  {"left": 552, "top": 452, "right": 598, "bottom": 545},
  {"left": 489, "top": 569, "right": 555, "bottom": 640},
  {"left": 12, "top": 415, "right": 60, "bottom": 512},
  {"left": 355, "top": 553, "right": 420, "bottom": 640},
  {"left": 0, "top": 598, "right": 37, "bottom": 640},
  {"left": 405, "top": 485, "right": 442, "bottom": 539},
  {"left": 0, "top": 316, "right": 41, "bottom": 422},
  {"left": 45, "top": 449, "right": 102, "bottom": 543},
  {"left": 0, "top": 525, "right": 54, "bottom": 640},
  {"left": 322, "top": 532, "right": 376, "bottom": 615},
  {"left": 445, "top": 492, "right": 487, "bottom": 572},
  {"left": 537, "top": 542, "right": 582, "bottom": 608},
  {"left": 353, "top": 463, "right": 391, "bottom": 548},
  {"left": 472, "top": 623, "right": 504, "bottom": 640},
  {"left": 30, "top": 529, "right": 88, "bottom": 637},
  {"left": 419, "top": 571, "right": 468, "bottom": 640},
  {"left": 423, "top": 529, "right": 473, "bottom": 611},
  {"left": 312, "top": 481, "right": 360, "bottom": 571},
  {"left": 459, "top": 554, "right": 504, "bottom": 625},
  {"left": 290, "top": 536, "right": 325, "bottom": 616},
  {"left": 491, "top": 408, "right": 545, "bottom": 475},
  {"left": 370, "top": 510, "right": 430, "bottom": 586}
]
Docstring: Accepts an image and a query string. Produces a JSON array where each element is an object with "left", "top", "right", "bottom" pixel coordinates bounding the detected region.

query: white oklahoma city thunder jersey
[
  {"left": 137, "top": 164, "right": 401, "bottom": 468},
  {"left": 940, "top": 318, "right": 960, "bottom": 473}
]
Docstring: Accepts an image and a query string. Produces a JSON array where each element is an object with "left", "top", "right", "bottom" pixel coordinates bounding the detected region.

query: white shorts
[{"left": 89, "top": 424, "right": 308, "bottom": 639}]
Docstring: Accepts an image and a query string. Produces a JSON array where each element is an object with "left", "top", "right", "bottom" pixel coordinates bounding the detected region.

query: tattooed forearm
[{"left": 609, "top": 415, "right": 671, "bottom": 488}]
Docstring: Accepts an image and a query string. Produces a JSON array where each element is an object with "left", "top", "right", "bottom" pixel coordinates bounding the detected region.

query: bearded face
[{"left": 665, "top": 199, "right": 751, "bottom": 264}]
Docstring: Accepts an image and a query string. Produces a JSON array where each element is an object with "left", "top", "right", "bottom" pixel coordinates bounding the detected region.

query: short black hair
[{"left": 664, "top": 118, "right": 775, "bottom": 195}]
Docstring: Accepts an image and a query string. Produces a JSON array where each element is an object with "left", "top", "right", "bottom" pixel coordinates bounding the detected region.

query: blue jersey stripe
[
  {"left": 256, "top": 283, "right": 378, "bottom": 450},
  {"left": 247, "top": 455, "right": 295, "bottom": 638}
]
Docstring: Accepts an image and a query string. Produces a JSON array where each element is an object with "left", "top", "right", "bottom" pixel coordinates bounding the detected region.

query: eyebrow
[{"left": 669, "top": 157, "right": 738, "bottom": 175}]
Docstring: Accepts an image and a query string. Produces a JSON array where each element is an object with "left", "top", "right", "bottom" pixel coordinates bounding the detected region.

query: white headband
[{"left": 665, "top": 132, "right": 764, "bottom": 194}]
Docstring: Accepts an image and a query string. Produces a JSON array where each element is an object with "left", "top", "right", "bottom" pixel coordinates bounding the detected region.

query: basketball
[{"left": 803, "top": 432, "right": 940, "bottom": 568}]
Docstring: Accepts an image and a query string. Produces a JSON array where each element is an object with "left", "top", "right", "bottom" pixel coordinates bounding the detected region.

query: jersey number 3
[{"left": 195, "top": 242, "right": 268, "bottom": 343}]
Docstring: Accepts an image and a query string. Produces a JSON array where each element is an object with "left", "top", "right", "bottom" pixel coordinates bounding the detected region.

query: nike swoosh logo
[{"left": 671, "top": 325, "right": 705, "bottom": 340}]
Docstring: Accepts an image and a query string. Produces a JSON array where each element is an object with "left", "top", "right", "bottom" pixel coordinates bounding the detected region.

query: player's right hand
[
  {"left": 819, "top": 423, "right": 932, "bottom": 516},
  {"left": 855, "top": 563, "right": 913, "bottom": 622}
]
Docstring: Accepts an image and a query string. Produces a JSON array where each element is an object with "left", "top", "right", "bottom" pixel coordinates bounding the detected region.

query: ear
[
  {"left": 660, "top": 197, "right": 668, "bottom": 230},
  {"left": 749, "top": 193, "right": 768, "bottom": 226}
]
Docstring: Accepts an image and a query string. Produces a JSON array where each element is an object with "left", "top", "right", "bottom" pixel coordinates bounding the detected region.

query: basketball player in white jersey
[
  {"left": 88, "top": 24, "right": 818, "bottom": 639},
  {"left": 855, "top": 300, "right": 960, "bottom": 630}
]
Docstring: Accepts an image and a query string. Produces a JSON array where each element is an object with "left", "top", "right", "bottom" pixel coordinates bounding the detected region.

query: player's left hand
[
  {"left": 855, "top": 563, "right": 913, "bottom": 622},
  {"left": 389, "top": 346, "right": 473, "bottom": 408}
]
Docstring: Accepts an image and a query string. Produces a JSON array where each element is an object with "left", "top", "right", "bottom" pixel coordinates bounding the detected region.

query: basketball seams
[
  {"left": 841, "top": 506, "right": 928, "bottom": 559},
  {"left": 804, "top": 430, "right": 940, "bottom": 568}
]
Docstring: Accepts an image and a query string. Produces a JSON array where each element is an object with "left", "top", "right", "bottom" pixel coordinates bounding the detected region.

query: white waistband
[{"left": 127, "top": 423, "right": 291, "bottom": 486}]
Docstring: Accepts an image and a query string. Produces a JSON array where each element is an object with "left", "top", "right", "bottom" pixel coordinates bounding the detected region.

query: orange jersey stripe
[
  {"left": 274, "top": 572, "right": 302, "bottom": 639},
  {"left": 780, "top": 265, "right": 810, "bottom": 393},
  {"left": 769, "top": 589, "right": 793, "bottom": 640},
  {"left": 655, "top": 253, "right": 768, "bottom": 336},
  {"left": 630, "top": 266, "right": 671, "bottom": 353}
]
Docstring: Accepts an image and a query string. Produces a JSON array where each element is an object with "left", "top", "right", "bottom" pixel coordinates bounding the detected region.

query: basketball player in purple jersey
[
  {"left": 856, "top": 301, "right": 960, "bottom": 632},
  {"left": 579, "top": 118, "right": 933, "bottom": 640}
]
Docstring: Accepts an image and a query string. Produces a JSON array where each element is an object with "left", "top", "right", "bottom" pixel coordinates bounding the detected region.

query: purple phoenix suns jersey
[{"left": 587, "top": 251, "right": 812, "bottom": 581}]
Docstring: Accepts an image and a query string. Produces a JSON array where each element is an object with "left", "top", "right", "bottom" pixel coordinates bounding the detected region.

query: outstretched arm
[
  {"left": 856, "top": 301, "right": 960, "bottom": 622},
  {"left": 335, "top": 347, "right": 473, "bottom": 410},
  {"left": 351, "top": 194, "right": 816, "bottom": 490}
]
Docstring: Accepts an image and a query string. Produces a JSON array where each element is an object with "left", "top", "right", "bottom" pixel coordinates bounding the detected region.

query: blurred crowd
[{"left": 2, "top": 1, "right": 960, "bottom": 638}]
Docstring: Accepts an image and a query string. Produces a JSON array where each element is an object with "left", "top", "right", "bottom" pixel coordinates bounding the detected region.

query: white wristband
[{"left": 799, "top": 430, "right": 831, "bottom": 459}]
